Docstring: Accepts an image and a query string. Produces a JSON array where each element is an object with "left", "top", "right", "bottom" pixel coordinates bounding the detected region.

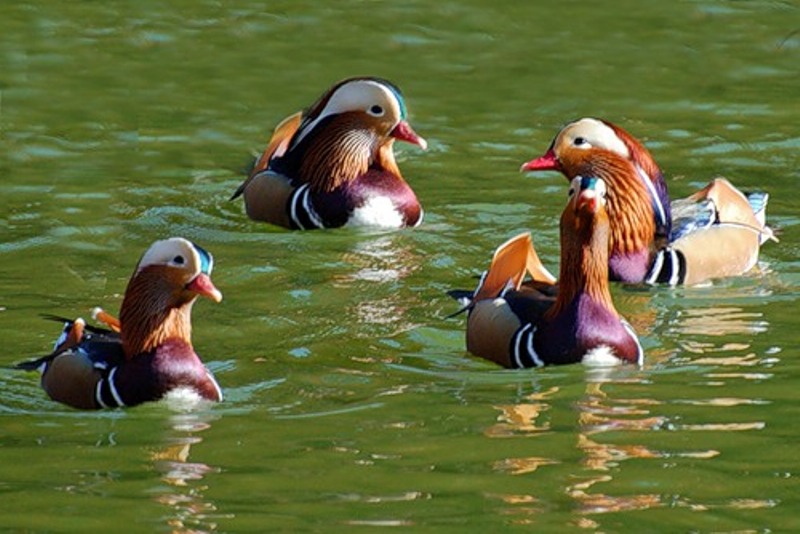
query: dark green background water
[{"left": 2, "top": 1, "right": 798, "bottom": 531}]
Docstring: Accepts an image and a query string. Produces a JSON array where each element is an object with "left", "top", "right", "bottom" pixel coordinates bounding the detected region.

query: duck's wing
[
  {"left": 15, "top": 317, "right": 125, "bottom": 409},
  {"left": 669, "top": 197, "right": 716, "bottom": 242},
  {"left": 675, "top": 177, "right": 775, "bottom": 242},
  {"left": 230, "top": 111, "right": 303, "bottom": 201},
  {"left": 457, "top": 233, "right": 558, "bottom": 368},
  {"left": 658, "top": 178, "right": 776, "bottom": 285},
  {"left": 15, "top": 316, "right": 122, "bottom": 372}
]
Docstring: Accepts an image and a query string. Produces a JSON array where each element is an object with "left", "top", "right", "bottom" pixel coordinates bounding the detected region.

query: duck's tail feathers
[
  {"left": 13, "top": 355, "right": 52, "bottom": 372},
  {"left": 745, "top": 192, "right": 777, "bottom": 244},
  {"left": 445, "top": 289, "right": 475, "bottom": 318},
  {"left": 14, "top": 317, "right": 86, "bottom": 372},
  {"left": 747, "top": 192, "right": 768, "bottom": 225}
]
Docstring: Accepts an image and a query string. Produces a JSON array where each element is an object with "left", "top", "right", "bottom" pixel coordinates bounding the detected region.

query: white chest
[
  {"left": 581, "top": 345, "right": 625, "bottom": 367},
  {"left": 347, "top": 196, "right": 404, "bottom": 228}
]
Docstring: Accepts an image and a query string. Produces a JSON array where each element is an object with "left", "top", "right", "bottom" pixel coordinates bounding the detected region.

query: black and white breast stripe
[
  {"left": 289, "top": 184, "right": 326, "bottom": 230},
  {"left": 510, "top": 320, "right": 643, "bottom": 368},
  {"left": 94, "top": 366, "right": 126, "bottom": 408},
  {"left": 621, "top": 319, "right": 645, "bottom": 366},
  {"left": 645, "top": 247, "right": 687, "bottom": 286},
  {"left": 509, "top": 323, "right": 545, "bottom": 369}
]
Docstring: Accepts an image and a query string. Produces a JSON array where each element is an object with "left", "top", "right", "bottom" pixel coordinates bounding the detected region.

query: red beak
[
  {"left": 187, "top": 273, "right": 223, "bottom": 303},
  {"left": 520, "top": 148, "right": 561, "bottom": 172},
  {"left": 391, "top": 120, "right": 428, "bottom": 150}
]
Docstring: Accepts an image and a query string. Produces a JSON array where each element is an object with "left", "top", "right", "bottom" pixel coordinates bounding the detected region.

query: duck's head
[
  {"left": 564, "top": 175, "right": 610, "bottom": 237},
  {"left": 293, "top": 77, "right": 427, "bottom": 150},
  {"left": 283, "top": 77, "right": 426, "bottom": 192},
  {"left": 121, "top": 238, "right": 221, "bottom": 356},
  {"left": 524, "top": 118, "right": 670, "bottom": 247},
  {"left": 133, "top": 237, "right": 222, "bottom": 304},
  {"left": 521, "top": 118, "right": 659, "bottom": 181}
]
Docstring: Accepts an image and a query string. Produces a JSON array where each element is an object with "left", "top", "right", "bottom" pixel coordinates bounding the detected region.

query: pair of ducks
[{"left": 15, "top": 77, "right": 774, "bottom": 409}]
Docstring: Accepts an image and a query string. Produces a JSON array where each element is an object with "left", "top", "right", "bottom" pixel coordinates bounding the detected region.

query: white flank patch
[
  {"left": 581, "top": 345, "right": 624, "bottom": 367},
  {"left": 347, "top": 196, "right": 404, "bottom": 228}
]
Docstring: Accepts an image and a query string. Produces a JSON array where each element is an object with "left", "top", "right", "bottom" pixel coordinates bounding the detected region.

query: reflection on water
[
  {"left": 335, "top": 235, "right": 423, "bottom": 339},
  {"left": 334, "top": 234, "right": 419, "bottom": 285},
  {"left": 567, "top": 378, "right": 668, "bottom": 517},
  {"left": 665, "top": 301, "right": 777, "bottom": 384},
  {"left": 484, "top": 386, "right": 557, "bottom": 438},
  {"left": 671, "top": 306, "right": 769, "bottom": 337},
  {"left": 335, "top": 235, "right": 418, "bottom": 285},
  {"left": 487, "top": 387, "right": 560, "bottom": 477},
  {"left": 151, "top": 412, "right": 230, "bottom": 534},
  {"left": 484, "top": 363, "right": 775, "bottom": 524}
]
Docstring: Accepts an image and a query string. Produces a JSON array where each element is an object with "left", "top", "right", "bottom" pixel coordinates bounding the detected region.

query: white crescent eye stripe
[{"left": 291, "top": 80, "right": 402, "bottom": 150}]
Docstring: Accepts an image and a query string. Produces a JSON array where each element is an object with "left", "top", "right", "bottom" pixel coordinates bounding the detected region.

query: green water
[{"left": 2, "top": 1, "right": 799, "bottom": 531}]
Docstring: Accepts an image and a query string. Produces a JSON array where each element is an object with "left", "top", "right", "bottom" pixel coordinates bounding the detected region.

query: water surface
[{"left": 1, "top": 1, "right": 799, "bottom": 531}]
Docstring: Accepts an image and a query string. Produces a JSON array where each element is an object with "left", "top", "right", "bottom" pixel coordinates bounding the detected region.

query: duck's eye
[
  {"left": 568, "top": 187, "right": 576, "bottom": 197},
  {"left": 573, "top": 137, "right": 587, "bottom": 147},
  {"left": 172, "top": 255, "right": 185, "bottom": 265},
  {"left": 368, "top": 105, "right": 384, "bottom": 117}
]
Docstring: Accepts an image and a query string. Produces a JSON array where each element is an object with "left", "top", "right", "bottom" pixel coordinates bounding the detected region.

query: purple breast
[
  {"left": 113, "top": 340, "right": 221, "bottom": 405},
  {"left": 609, "top": 248, "right": 652, "bottom": 283},
  {"left": 312, "top": 169, "right": 422, "bottom": 228},
  {"left": 535, "top": 294, "right": 639, "bottom": 364}
]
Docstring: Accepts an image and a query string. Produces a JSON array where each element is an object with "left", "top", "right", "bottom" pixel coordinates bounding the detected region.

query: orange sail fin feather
[
  {"left": 15, "top": 238, "right": 223, "bottom": 410},
  {"left": 253, "top": 111, "right": 303, "bottom": 174},
  {"left": 230, "top": 110, "right": 303, "bottom": 202},
  {"left": 472, "top": 232, "right": 556, "bottom": 302},
  {"left": 229, "top": 111, "right": 302, "bottom": 203}
]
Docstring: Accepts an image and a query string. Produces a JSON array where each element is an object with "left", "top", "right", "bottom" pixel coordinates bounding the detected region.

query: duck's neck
[
  {"left": 119, "top": 274, "right": 194, "bottom": 358},
  {"left": 547, "top": 216, "right": 617, "bottom": 320}
]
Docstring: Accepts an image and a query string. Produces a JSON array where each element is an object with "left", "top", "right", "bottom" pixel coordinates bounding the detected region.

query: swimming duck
[
  {"left": 462, "top": 176, "right": 643, "bottom": 368},
  {"left": 522, "top": 118, "right": 774, "bottom": 285},
  {"left": 231, "top": 77, "right": 427, "bottom": 230},
  {"left": 15, "top": 238, "right": 224, "bottom": 409}
]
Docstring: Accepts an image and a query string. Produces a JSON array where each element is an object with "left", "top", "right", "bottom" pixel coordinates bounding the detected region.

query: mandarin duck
[
  {"left": 522, "top": 118, "right": 774, "bottom": 285},
  {"left": 458, "top": 176, "right": 643, "bottom": 368},
  {"left": 231, "top": 77, "right": 428, "bottom": 230},
  {"left": 15, "top": 238, "right": 224, "bottom": 409}
]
